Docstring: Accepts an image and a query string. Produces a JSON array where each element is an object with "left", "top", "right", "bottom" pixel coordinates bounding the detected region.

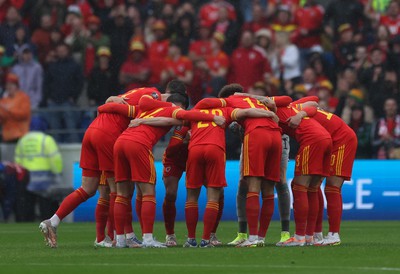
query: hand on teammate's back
[{"left": 213, "top": 116, "right": 226, "bottom": 128}]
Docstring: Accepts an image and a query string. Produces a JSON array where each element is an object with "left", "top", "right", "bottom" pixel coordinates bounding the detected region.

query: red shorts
[
  {"left": 330, "top": 133, "right": 357, "bottom": 180},
  {"left": 114, "top": 139, "right": 156, "bottom": 184},
  {"left": 242, "top": 128, "right": 282, "bottom": 182},
  {"left": 80, "top": 127, "right": 117, "bottom": 178},
  {"left": 186, "top": 145, "right": 227, "bottom": 189},
  {"left": 163, "top": 162, "right": 185, "bottom": 178},
  {"left": 295, "top": 138, "right": 332, "bottom": 177}
]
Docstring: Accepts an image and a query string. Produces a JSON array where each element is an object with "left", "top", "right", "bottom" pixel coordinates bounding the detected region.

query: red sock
[
  {"left": 306, "top": 186, "right": 319, "bottom": 236},
  {"left": 292, "top": 183, "right": 308, "bottom": 236},
  {"left": 202, "top": 201, "right": 219, "bottom": 240},
  {"left": 55, "top": 187, "right": 90, "bottom": 220},
  {"left": 141, "top": 195, "right": 156, "bottom": 234},
  {"left": 107, "top": 192, "right": 116, "bottom": 240},
  {"left": 246, "top": 192, "right": 260, "bottom": 236},
  {"left": 315, "top": 187, "right": 324, "bottom": 233},
  {"left": 211, "top": 194, "right": 224, "bottom": 233},
  {"left": 124, "top": 195, "right": 133, "bottom": 234},
  {"left": 185, "top": 201, "right": 198, "bottom": 239},
  {"left": 114, "top": 195, "right": 129, "bottom": 235},
  {"left": 325, "top": 185, "right": 342, "bottom": 233},
  {"left": 136, "top": 194, "right": 143, "bottom": 232},
  {"left": 95, "top": 198, "right": 109, "bottom": 242},
  {"left": 258, "top": 194, "right": 274, "bottom": 238},
  {"left": 163, "top": 198, "right": 176, "bottom": 235}
]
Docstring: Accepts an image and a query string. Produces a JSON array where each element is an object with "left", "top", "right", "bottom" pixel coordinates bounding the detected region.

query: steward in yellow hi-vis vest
[{"left": 14, "top": 131, "right": 62, "bottom": 195}]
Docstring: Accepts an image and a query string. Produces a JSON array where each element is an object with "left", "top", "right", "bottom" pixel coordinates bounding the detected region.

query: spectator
[
  {"left": 387, "top": 35, "right": 400, "bottom": 71},
  {"left": 83, "top": 15, "right": 110, "bottom": 76},
  {"left": 229, "top": 30, "right": 271, "bottom": 92},
  {"left": 375, "top": 0, "right": 400, "bottom": 37},
  {"left": 87, "top": 47, "right": 113, "bottom": 106},
  {"left": 148, "top": 20, "right": 169, "bottom": 87},
  {"left": 197, "top": 32, "right": 229, "bottom": 98},
  {"left": 0, "top": 6, "right": 27, "bottom": 56},
  {"left": 372, "top": 97, "right": 400, "bottom": 158},
  {"left": 352, "top": 44, "right": 369, "bottom": 72},
  {"left": 0, "top": 45, "right": 12, "bottom": 92},
  {"left": 0, "top": 73, "right": 31, "bottom": 143},
  {"left": 242, "top": 3, "right": 269, "bottom": 33},
  {"left": 64, "top": 9, "right": 89, "bottom": 65},
  {"left": 31, "top": 14, "right": 53, "bottom": 64},
  {"left": 292, "top": 0, "right": 324, "bottom": 70},
  {"left": 267, "top": 0, "right": 300, "bottom": 20},
  {"left": 323, "top": 0, "right": 365, "bottom": 41},
  {"left": 31, "top": 0, "right": 67, "bottom": 30},
  {"left": 43, "top": 43, "right": 83, "bottom": 143},
  {"left": 14, "top": 128, "right": 63, "bottom": 221},
  {"left": 199, "top": 0, "right": 237, "bottom": 28},
  {"left": 119, "top": 40, "right": 151, "bottom": 91},
  {"left": 302, "top": 67, "right": 318, "bottom": 96},
  {"left": 316, "top": 80, "right": 338, "bottom": 113},
  {"left": 188, "top": 20, "right": 212, "bottom": 62},
  {"left": 214, "top": 6, "right": 239, "bottom": 55},
  {"left": 10, "top": 25, "right": 36, "bottom": 59},
  {"left": 375, "top": 25, "right": 391, "bottom": 51},
  {"left": 271, "top": 31, "right": 301, "bottom": 87},
  {"left": 160, "top": 42, "right": 193, "bottom": 87},
  {"left": 271, "top": 5, "right": 297, "bottom": 34},
  {"left": 11, "top": 45, "right": 43, "bottom": 109},
  {"left": 341, "top": 88, "right": 375, "bottom": 124},
  {"left": 174, "top": 12, "right": 196, "bottom": 56},
  {"left": 103, "top": 6, "right": 133, "bottom": 88},
  {"left": 44, "top": 28, "right": 64, "bottom": 64},
  {"left": 308, "top": 51, "right": 331, "bottom": 82},
  {"left": 348, "top": 103, "right": 373, "bottom": 159},
  {"left": 333, "top": 24, "right": 357, "bottom": 72}
]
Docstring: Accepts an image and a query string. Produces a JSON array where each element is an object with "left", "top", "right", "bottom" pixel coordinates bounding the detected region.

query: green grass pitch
[{"left": 1, "top": 221, "right": 399, "bottom": 273}]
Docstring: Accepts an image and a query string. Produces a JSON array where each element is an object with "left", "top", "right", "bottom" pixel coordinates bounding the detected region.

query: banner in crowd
[{"left": 73, "top": 160, "right": 400, "bottom": 221}]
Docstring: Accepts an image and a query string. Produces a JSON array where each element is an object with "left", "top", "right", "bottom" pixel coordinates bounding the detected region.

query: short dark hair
[
  {"left": 218, "top": 83, "right": 244, "bottom": 98},
  {"left": 166, "top": 79, "right": 187, "bottom": 95},
  {"left": 167, "top": 93, "right": 189, "bottom": 109}
]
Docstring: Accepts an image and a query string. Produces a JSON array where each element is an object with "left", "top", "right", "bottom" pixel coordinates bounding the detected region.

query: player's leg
[
  {"left": 125, "top": 183, "right": 141, "bottom": 247},
  {"left": 257, "top": 180, "right": 276, "bottom": 246},
  {"left": 39, "top": 173, "right": 99, "bottom": 248},
  {"left": 210, "top": 188, "right": 224, "bottom": 246},
  {"left": 136, "top": 182, "right": 165, "bottom": 247},
  {"left": 321, "top": 175, "right": 344, "bottom": 246},
  {"left": 305, "top": 176, "right": 323, "bottom": 245},
  {"left": 163, "top": 175, "right": 180, "bottom": 246},
  {"left": 276, "top": 134, "right": 291, "bottom": 243},
  {"left": 106, "top": 176, "right": 117, "bottom": 241},
  {"left": 200, "top": 187, "right": 222, "bottom": 248},
  {"left": 314, "top": 181, "right": 324, "bottom": 243},
  {"left": 114, "top": 181, "right": 132, "bottom": 248},
  {"left": 237, "top": 176, "right": 262, "bottom": 247},
  {"left": 184, "top": 187, "right": 201, "bottom": 248},
  {"left": 94, "top": 176, "right": 112, "bottom": 247}
]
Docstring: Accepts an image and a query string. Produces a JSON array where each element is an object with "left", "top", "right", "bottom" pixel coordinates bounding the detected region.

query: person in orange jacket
[{"left": 0, "top": 73, "right": 31, "bottom": 142}]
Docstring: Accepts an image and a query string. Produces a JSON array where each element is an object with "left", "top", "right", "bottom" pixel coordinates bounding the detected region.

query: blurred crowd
[{"left": 0, "top": 0, "right": 400, "bottom": 159}]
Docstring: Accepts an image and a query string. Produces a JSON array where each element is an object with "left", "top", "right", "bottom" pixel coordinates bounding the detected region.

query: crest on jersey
[
  {"left": 151, "top": 92, "right": 159, "bottom": 99},
  {"left": 165, "top": 166, "right": 171, "bottom": 173},
  {"left": 176, "top": 126, "right": 182, "bottom": 131}
]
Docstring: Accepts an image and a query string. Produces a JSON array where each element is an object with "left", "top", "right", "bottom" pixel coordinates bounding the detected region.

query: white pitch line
[
  {"left": 1, "top": 263, "right": 399, "bottom": 272},
  {"left": 382, "top": 191, "right": 400, "bottom": 197}
]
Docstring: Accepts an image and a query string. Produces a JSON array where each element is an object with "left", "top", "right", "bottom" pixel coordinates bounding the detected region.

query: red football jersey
[
  {"left": 163, "top": 56, "right": 193, "bottom": 78},
  {"left": 89, "top": 87, "right": 161, "bottom": 136},
  {"left": 163, "top": 126, "right": 189, "bottom": 168},
  {"left": 225, "top": 95, "right": 280, "bottom": 133},
  {"left": 293, "top": 5, "right": 324, "bottom": 48},
  {"left": 276, "top": 106, "right": 331, "bottom": 144},
  {"left": 189, "top": 107, "right": 238, "bottom": 151}
]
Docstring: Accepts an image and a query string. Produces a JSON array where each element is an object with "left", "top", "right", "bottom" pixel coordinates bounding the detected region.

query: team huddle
[{"left": 38, "top": 80, "right": 357, "bottom": 248}]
